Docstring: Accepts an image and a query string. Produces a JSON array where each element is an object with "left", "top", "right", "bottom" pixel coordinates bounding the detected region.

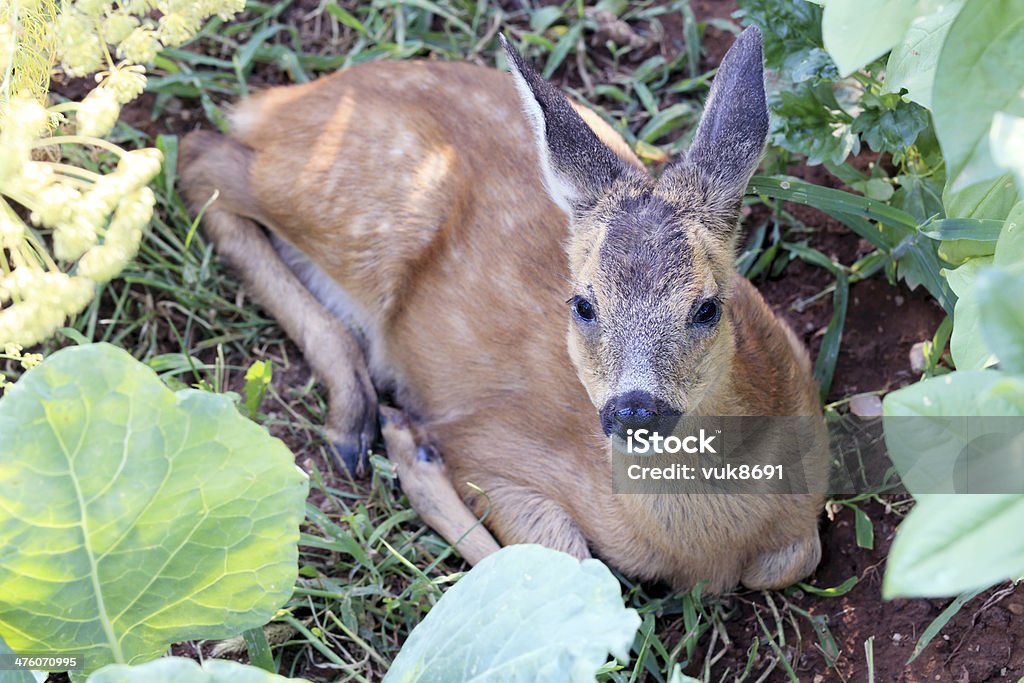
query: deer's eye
[
  {"left": 570, "top": 296, "right": 597, "bottom": 322},
  {"left": 692, "top": 299, "right": 720, "bottom": 326}
]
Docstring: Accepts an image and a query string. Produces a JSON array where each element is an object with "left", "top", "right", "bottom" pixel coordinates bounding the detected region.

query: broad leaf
[
  {"left": 0, "top": 635, "right": 36, "bottom": 683},
  {"left": 933, "top": 0, "right": 1024, "bottom": 193},
  {"left": 940, "top": 174, "right": 1019, "bottom": 265},
  {"left": 943, "top": 174, "right": 1019, "bottom": 222},
  {"left": 991, "top": 112, "right": 1024, "bottom": 198},
  {"left": 883, "top": 494, "right": 1024, "bottom": 598},
  {"left": 995, "top": 201, "right": 1024, "bottom": 267},
  {"left": 383, "top": 545, "right": 640, "bottom": 683},
  {"left": 986, "top": 375, "right": 1024, "bottom": 413},
  {"left": 822, "top": 0, "right": 944, "bottom": 76},
  {"left": 885, "top": 0, "right": 965, "bottom": 109},
  {"left": 88, "top": 657, "right": 306, "bottom": 683},
  {"left": 976, "top": 266, "right": 1024, "bottom": 374},
  {"left": 945, "top": 257, "right": 996, "bottom": 370},
  {"left": 884, "top": 370, "right": 1024, "bottom": 419},
  {"left": 883, "top": 371, "right": 1024, "bottom": 494},
  {"left": 937, "top": 239, "right": 996, "bottom": 267},
  {"left": 0, "top": 344, "right": 309, "bottom": 675}
]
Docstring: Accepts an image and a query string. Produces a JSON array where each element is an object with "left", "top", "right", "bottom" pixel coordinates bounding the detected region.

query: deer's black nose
[{"left": 600, "top": 391, "right": 678, "bottom": 440}]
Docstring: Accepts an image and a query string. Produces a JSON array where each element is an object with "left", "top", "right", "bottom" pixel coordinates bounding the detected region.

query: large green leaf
[
  {"left": 884, "top": 370, "right": 1024, "bottom": 418},
  {"left": 986, "top": 375, "right": 1024, "bottom": 413},
  {"left": 0, "top": 344, "right": 309, "bottom": 675},
  {"left": 383, "top": 545, "right": 640, "bottom": 683},
  {"left": 885, "top": 0, "right": 965, "bottom": 109},
  {"left": 939, "top": 174, "right": 1019, "bottom": 265},
  {"left": 976, "top": 266, "right": 1024, "bottom": 374},
  {"left": 883, "top": 494, "right": 1024, "bottom": 598},
  {"left": 88, "top": 657, "right": 306, "bottom": 683},
  {"left": 933, "top": 0, "right": 1024, "bottom": 193},
  {"left": 946, "top": 257, "right": 996, "bottom": 370},
  {"left": 943, "top": 173, "right": 1019, "bottom": 222},
  {"left": 0, "top": 635, "right": 35, "bottom": 683},
  {"left": 995, "top": 201, "right": 1024, "bottom": 266},
  {"left": 883, "top": 371, "right": 1024, "bottom": 494},
  {"left": 991, "top": 112, "right": 1024, "bottom": 197},
  {"left": 822, "top": 0, "right": 944, "bottom": 76}
]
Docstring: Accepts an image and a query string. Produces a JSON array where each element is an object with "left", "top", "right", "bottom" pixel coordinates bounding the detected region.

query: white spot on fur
[
  {"left": 411, "top": 148, "right": 453, "bottom": 203},
  {"left": 228, "top": 103, "right": 258, "bottom": 137}
]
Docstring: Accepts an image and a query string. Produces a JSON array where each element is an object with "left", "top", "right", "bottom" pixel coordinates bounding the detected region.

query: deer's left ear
[
  {"left": 661, "top": 26, "right": 769, "bottom": 203},
  {"left": 500, "top": 35, "right": 632, "bottom": 219}
]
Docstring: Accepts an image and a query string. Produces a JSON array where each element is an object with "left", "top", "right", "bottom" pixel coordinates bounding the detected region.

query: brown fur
[{"left": 180, "top": 52, "right": 825, "bottom": 592}]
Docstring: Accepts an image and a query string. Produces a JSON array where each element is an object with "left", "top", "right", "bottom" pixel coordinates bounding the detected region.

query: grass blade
[
  {"left": 325, "top": 2, "right": 369, "bottom": 33},
  {"left": 785, "top": 242, "right": 849, "bottom": 400},
  {"left": 919, "top": 218, "right": 1005, "bottom": 241},
  {"left": 242, "top": 626, "right": 276, "bottom": 672},
  {"left": 543, "top": 22, "right": 582, "bottom": 79},
  {"left": 853, "top": 504, "right": 875, "bottom": 550},
  {"left": 907, "top": 588, "right": 984, "bottom": 664},
  {"left": 750, "top": 176, "right": 920, "bottom": 230},
  {"left": 797, "top": 576, "right": 858, "bottom": 598}
]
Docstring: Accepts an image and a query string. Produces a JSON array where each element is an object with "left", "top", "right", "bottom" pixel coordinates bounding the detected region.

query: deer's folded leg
[
  {"left": 180, "top": 132, "right": 378, "bottom": 475},
  {"left": 379, "top": 406, "right": 501, "bottom": 565}
]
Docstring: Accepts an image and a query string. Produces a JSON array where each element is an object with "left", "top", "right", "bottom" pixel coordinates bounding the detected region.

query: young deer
[{"left": 180, "top": 27, "right": 826, "bottom": 592}]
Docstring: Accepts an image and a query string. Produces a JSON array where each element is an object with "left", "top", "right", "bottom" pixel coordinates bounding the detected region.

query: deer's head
[{"left": 502, "top": 27, "right": 768, "bottom": 439}]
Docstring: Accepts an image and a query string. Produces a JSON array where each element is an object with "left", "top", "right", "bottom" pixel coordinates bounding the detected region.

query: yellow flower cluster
[
  {"left": 0, "top": 97, "right": 162, "bottom": 347},
  {"left": 0, "top": 0, "right": 245, "bottom": 349},
  {"left": 0, "top": 343, "right": 43, "bottom": 391},
  {"left": 54, "top": 0, "right": 246, "bottom": 77}
]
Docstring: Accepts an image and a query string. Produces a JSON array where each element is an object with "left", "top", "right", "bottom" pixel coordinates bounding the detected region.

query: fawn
[{"left": 180, "top": 27, "right": 827, "bottom": 592}]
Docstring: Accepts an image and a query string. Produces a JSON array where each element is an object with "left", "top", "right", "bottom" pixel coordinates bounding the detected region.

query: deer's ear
[
  {"left": 662, "top": 26, "right": 768, "bottom": 202},
  {"left": 500, "top": 35, "right": 631, "bottom": 219}
]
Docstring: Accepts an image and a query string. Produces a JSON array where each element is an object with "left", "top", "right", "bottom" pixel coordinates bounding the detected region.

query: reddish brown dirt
[
  {"left": 758, "top": 210, "right": 946, "bottom": 403},
  {"left": 693, "top": 0, "right": 739, "bottom": 69},
  {"left": 687, "top": 499, "right": 1024, "bottom": 682},
  {"left": 798, "top": 503, "right": 1023, "bottom": 682}
]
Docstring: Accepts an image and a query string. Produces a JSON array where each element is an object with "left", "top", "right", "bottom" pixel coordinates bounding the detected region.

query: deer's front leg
[
  {"left": 379, "top": 406, "right": 501, "bottom": 565},
  {"left": 379, "top": 406, "right": 590, "bottom": 563}
]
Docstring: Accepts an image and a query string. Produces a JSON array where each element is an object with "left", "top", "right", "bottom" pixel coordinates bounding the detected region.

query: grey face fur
[{"left": 503, "top": 27, "right": 769, "bottom": 433}]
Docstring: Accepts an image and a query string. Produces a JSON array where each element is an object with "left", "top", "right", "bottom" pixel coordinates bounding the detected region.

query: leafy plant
[
  {"left": 88, "top": 656, "right": 305, "bottom": 683},
  {"left": 883, "top": 201, "right": 1024, "bottom": 597},
  {"left": 243, "top": 359, "right": 273, "bottom": 419},
  {"left": 0, "top": 343, "right": 309, "bottom": 676},
  {"left": 745, "top": 0, "right": 1024, "bottom": 601},
  {"left": 383, "top": 544, "right": 641, "bottom": 683},
  {"left": 883, "top": 495, "right": 1024, "bottom": 598}
]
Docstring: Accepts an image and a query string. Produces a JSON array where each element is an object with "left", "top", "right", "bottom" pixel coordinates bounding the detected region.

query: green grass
[{"left": 1, "top": 1, "right": 912, "bottom": 680}]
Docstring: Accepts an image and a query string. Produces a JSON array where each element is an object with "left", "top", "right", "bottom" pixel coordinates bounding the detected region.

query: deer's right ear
[{"left": 500, "top": 35, "right": 630, "bottom": 219}]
